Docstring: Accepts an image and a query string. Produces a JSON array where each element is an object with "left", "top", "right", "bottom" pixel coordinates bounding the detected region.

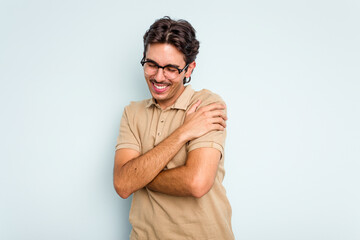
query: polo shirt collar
[
  {"left": 145, "top": 85, "right": 195, "bottom": 110},
  {"left": 171, "top": 85, "right": 194, "bottom": 110},
  {"left": 145, "top": 98, "right": 157, "bottom": 108}
]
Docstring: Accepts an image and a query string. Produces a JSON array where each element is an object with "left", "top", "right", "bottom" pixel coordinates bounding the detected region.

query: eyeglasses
[{"left": 140, "top": 58, "right": 189, "bottom": 80}]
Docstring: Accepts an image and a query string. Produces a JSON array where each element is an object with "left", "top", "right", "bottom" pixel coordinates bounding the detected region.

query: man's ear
[{"left": 186, "top": 61, "right": 196, "bottom": 78}]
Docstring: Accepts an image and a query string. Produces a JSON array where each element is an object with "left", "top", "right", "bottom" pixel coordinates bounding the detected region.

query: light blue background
[{"left": 1, "top": 0, "right": 359, "bottom": 239}]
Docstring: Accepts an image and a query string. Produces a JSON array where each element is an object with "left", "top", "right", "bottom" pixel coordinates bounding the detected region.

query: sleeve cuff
[
  {"left": 115, "top": 143, "right": 140, "bottom": 152},
  {"left": 187, "top": 141, "right": 224, "bottom": 156}
]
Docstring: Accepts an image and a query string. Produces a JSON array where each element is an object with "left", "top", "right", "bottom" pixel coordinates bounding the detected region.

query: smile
[
  {"left": 152, "top": 81, "right": 170, "bottom": 93},
  {"left": 154, "top": 83, "right": 167, "bottom": 89}
]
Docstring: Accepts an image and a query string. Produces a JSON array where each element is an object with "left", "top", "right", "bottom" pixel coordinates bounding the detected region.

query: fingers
[
  {"left": 211, "top": 117, "right": 227, "bottom": 128},
  {"left": 198, "top": 102, "right": 226, "bottom": 112},
  {"left": 187, "top": 100, "right": 202, "bottom": 114},
  {"left": 184, "top": 101, "right": 228, "bottom": 137},
  {"left": 213, "top": 123, "right": 225, "bottom": 131},
  {"left": 196, "top": 102, "right": 228, "bottom": 129},
  {"left": 207, "top": 110, "right": 228, "bottom": 121}
]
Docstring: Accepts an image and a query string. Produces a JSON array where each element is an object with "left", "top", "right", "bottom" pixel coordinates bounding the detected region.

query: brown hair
[{"left": 143, "top": 16, "right": 200, "bottom": 67}]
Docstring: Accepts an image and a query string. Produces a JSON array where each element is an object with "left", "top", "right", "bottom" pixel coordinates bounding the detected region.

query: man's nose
[{"left": 154, "top": 68, "right": 166, "bottom": 81}]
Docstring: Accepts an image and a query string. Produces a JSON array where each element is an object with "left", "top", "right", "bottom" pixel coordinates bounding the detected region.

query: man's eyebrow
[
  {"left": 167, "top": 64, "right": 180, "bottom": 68},
  {"left": 145, "top": 58, "right": 180, "bottom": 68},
  {"left": 145, "top": 58, "right": 158, "bottom": 64}
]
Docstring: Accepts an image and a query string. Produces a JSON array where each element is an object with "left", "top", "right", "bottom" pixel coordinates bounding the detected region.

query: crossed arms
[{"left": 113, "top": 100, "right": 227, "bottom": 199}]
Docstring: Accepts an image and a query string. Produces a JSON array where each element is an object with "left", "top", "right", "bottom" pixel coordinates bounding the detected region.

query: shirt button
[
  {"left": 157, "top": 132, "right": 161, "bottom": 136},
  {"left": 160, "top": 120, "right": 164, "bottom": 123}
]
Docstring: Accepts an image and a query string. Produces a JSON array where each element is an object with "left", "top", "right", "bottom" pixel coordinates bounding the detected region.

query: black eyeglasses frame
[{"left": 140, "top": 58, "right": 189, "bottom": 74}]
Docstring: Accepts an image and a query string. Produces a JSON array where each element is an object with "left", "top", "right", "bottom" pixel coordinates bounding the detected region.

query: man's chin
[
  {"left": 152, "top": 95, "right": 167, "bottom": 102},
  {"left": 150, "top": 89, "right": 168, "bottom": 99}
]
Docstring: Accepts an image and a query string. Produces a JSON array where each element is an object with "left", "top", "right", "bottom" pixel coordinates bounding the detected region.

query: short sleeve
[
  {"left": 187, "top": 129, "right": 226, "bottom": 158},
  {"left": 115, "top": 107, "right": 141, "bottom": 152},
  {"left": 186, "top": 90, "right": 227, "bottom": 159}
]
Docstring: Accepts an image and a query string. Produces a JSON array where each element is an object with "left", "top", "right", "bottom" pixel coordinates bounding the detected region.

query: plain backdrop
[{"left": 1, "top": 0, "right": 359, "bottom": 239}]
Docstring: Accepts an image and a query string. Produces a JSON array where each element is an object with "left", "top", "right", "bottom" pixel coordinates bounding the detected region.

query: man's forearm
[
  {"left": 146, "top": 147, "right": 221, "bottom": 198},
  {"left": 147, "top": 166, "right": 194, "bottom": 197},
  {"left": 114, "top": 127, "right": 189, "bottom": 198}
]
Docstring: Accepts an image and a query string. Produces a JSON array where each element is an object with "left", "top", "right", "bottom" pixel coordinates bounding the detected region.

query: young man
[{"left": 114, "top": 17, "right": 234, "bottom": 239}]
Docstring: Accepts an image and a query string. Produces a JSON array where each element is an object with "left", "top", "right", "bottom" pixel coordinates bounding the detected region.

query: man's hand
[{"left": 180, "top": 100, "right": 227, "bottom": 141}]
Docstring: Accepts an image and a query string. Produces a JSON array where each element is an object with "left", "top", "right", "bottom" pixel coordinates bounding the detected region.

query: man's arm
[
  {"left": 113, "top": 101, "right": 227, "bottom": 199},
  {"left": 146, "top": 147, "right": 221, "bottom": 198},
  {"left": 113, "top": 129, "right": 187, "bottom": 199}
]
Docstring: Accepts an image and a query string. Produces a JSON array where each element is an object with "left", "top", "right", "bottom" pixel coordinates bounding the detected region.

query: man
[{"left": 114, "top": 17, "right": 234, "bottom": 239}]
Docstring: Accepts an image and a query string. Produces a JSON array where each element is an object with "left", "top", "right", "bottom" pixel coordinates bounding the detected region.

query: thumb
[{"left": 187, "top": 100, "right": 201, "bottom": 114}]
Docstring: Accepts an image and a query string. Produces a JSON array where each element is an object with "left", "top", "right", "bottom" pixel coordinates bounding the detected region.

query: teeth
[{"left": 154, "top": 83, "right": 167, "bottom": 90}]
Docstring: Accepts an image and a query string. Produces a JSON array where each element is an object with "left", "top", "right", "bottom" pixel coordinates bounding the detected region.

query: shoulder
[
  {"left": 191, "top": 89, "right": 226, "bottom": 107},
  {"left": 125, "top": 99, "right": 149, "bottom": 110},
  {"left": 123, "top": 99, "right": 151, "bottom": 117}
]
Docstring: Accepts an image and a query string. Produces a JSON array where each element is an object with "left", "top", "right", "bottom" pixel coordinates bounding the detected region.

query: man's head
[
  {"left": 142, "top": 17, "right": 200, "bottom": 109},
  {"left": 142, "top": 16, "right": 200, "bottom": 84}
]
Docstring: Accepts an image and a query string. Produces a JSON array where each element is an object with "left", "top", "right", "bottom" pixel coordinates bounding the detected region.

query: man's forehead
[{"left": 145, "top": 43, "right": 186, "bottom": 65}]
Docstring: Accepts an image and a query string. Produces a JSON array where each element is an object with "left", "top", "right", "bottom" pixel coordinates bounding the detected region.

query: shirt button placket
[{"left": 155, "top": 111, "right": 166, "bottom": 145}]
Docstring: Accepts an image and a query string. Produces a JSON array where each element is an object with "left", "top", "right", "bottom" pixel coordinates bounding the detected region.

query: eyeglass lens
[{"left": 143, "top": 62, "right": 179, "bottom": 79}]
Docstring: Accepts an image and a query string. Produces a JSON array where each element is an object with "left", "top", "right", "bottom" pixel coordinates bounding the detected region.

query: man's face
[{"left": 144, "top": 43, "right": 194, "bottom": 109}]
